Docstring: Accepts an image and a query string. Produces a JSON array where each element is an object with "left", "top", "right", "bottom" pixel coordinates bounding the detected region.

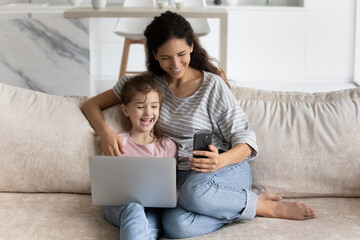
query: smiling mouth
[
  {"left": 140, "top": 118, "right": 153, "bottom": 126},
  {"left": 171, "top": 65, "right": 183, "bottom": 73}
]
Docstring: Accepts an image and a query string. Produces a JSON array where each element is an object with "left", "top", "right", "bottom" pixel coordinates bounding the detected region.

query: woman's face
[{"left": 153, "top": 38, "right": 193, "bottom": 80}]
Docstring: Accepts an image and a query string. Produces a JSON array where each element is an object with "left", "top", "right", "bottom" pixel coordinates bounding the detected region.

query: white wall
[
  {"left": 227, "top": 1, "right": 355, "bottom": 84},
  {"left": 90, "top": 0, "right": 356, "bottom": 92}
]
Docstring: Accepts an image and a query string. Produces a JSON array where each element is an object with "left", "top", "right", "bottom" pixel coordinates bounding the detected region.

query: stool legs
[{"left": 118, "top": 38, "right": 146, "bottom": 80}]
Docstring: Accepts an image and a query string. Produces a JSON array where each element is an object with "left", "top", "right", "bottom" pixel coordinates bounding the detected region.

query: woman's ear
[
  {"left": 190, "top": 43, "right": 193, "bottom": 53},
  {"left": 120, "top": 104, "right": 129, "bottom": 117},
  {"left": 153, "top": 51, "right": 158, "bottom": 61}
]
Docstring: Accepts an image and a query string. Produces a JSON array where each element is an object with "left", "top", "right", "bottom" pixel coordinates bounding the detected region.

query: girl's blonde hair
[{"left": 120, "top": 73, "right": 164, "bottom": 140}]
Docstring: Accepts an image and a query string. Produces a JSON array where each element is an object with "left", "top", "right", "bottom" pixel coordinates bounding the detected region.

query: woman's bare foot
[
  {"left": 258, "top": 192, "right": 283, "bottom": 201},
  {"left": 256, "top": 199, "right": 317, "bottom": 220}
]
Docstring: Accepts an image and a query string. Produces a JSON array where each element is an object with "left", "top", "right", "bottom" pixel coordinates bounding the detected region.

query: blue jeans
[
  {"left": 104, "top": 203, "right": 162, "bottom": 240},
  {"left": 163, "top": 160, "right": 258, "bottom": 239}
]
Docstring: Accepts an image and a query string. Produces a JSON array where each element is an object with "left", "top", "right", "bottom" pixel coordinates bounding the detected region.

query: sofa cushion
[
  {"left": 1, "top": 193, "right": 359, "bottom": 240},
  {"left": 198, "top": 197, "right": 360, "bottom": 240},
  {"left": 231, "top": 86, "right": 360, "bottom": 197},
  {"left": 0, "top": 193, "right": 118, "bottom": 239},
  {"left": 0, "top": 83, "right": 123, "bottom": 193}
]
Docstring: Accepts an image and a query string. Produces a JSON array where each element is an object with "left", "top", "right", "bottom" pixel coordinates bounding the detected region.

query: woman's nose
[{"left": 171, "top": 57, "right": 180, "bottom": 68}]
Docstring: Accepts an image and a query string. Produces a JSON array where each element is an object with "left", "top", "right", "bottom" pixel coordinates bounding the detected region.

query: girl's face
[
  {"left": 153, "top": 38, "right": 193, "bottom": 80},
  {"left": 121, "top": 90, "right": 160, "bottom": 134}
]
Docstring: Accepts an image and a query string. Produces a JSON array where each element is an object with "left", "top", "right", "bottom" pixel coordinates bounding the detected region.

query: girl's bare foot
[
  {"left": 256, "top": 199, "right": 317, "bottom": 220},
  {"left": 258, "top": 192, "right": 283, "bottom": 201}
]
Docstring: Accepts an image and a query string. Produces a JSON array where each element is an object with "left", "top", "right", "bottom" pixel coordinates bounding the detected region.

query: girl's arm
[
  {"left": 191, "top": 143, "right": 252, "bottom": 173},
  {"left": 81, "top": 89, "right": 124, "bottom": 156}
]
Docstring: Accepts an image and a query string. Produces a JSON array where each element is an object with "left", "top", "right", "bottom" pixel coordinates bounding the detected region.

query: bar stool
[
  {"left": 113, "top": 0, "right": 153, "bottom": 80},
  {"left": 182, "top": 0, "right": 210, "bottom": 37},
  {"left": 114, "top": 0, "right": 210, "bottom": 80}
]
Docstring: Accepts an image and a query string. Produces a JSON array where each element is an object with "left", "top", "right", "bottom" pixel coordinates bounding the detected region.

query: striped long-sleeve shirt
[{"left": 113, "top": 71, "right": 258, "bottom": 170}]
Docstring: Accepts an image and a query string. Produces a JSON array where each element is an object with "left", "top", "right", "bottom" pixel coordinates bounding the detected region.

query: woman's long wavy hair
[
  {"left": 144, "top": 11, "right": 229, "bottom": 86},
  {"left": 119, "top": 73, "right": 164, "bottom": 140}
]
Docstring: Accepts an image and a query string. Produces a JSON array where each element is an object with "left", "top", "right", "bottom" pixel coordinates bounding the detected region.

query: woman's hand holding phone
[
  {"left": 191, "top": 132, "right": 224, "bottom": 172},
  {"left": 191, "top": 145, "right": 224, "bottom": 173}
]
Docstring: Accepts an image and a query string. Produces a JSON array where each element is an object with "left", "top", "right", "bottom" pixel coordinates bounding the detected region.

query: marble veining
[
  {"left": 15, "top": 19, "right": 89, "bottom": 65},
  {"left": 0, "top": 18, "right": 90, "bottom": 96}
]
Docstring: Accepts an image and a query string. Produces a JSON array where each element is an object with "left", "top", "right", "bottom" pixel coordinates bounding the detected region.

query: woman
[{"left": 82, "top": 11, "right": 316, "bottom": 239}]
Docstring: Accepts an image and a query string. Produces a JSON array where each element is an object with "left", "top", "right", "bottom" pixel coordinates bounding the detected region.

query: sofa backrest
[
  {"left": 1, "top": 83, "right": 360, "bottom": 197},
  {"left": 231, "top": 86, "right": 360, "bottom": 197},
  {"left": 0, "top": 83, "right": 123, "bottom": 194}
]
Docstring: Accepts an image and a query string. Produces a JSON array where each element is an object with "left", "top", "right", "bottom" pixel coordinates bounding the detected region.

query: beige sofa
[{"left": 1, "top": 82, "right": 359, "bottom": 240}]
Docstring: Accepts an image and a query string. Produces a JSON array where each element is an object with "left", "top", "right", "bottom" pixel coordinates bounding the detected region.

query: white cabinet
[
  {"left": 227, "top": 10, "right": 306, "bottom": 81},
  {"left": 305, "top": 0, "right": 355, "bottom": 11},
  {"left": 305, "top": 11, "right": 354, "bottom": 82},
  {"left": 226, "top": 4, "right": 355, "bottom": 83}
]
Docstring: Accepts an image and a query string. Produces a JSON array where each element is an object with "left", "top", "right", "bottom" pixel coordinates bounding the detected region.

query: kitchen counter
[
  {"left": 0, "top": 3, "right": 72, "bottom": 14},
  {"left": 64, "top": 6, "right": 227, "bottom": 18}
]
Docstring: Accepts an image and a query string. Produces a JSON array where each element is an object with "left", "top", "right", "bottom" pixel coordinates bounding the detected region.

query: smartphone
[{"left": 193, "top": 132, "right": 212, "bottom": 158}]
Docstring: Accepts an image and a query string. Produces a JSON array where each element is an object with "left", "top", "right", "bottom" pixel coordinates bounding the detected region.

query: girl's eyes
[{"left": 136, "top": 105, "right": 159, "bottom": 109}]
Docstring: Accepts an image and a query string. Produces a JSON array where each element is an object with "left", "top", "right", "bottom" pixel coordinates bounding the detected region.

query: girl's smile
[
  {"left": 139, "top": 117, "right": 154, "bottom": 127},
  {"left": 121, "top": 90, "right": 160, "bottom": 141}
]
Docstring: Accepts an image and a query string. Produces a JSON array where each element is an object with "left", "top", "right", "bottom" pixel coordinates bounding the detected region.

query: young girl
[{"left": 103, "top": 73, "right": 177, "bottom": 240}]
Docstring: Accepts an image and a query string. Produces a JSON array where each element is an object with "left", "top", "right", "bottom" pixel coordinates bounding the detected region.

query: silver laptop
[{"left": 89, "top": 156, "right": 177, "bottom": 208}]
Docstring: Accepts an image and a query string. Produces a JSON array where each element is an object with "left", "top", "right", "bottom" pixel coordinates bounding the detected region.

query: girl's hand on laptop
[
  {"left": 191, "top": 145, "right": 224, "bottom": 173},
  {"left": 99, "top": 129, "right": 125, "bottom": 156}
]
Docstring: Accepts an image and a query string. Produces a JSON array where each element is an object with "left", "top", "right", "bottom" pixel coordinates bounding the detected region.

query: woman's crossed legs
[{"left": 163, "top": 161, "right": 316, "bottom": 239}]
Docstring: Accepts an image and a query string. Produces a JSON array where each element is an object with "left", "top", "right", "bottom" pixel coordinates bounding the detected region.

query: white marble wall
[
  {"left": 0, "top": 18, "right": 90, "bottom": 96},
  {"left": 0, "top": 0, "right": 90, "bottom": 96},
  {"left": 0, "top": 18, "right": 89, "bottom": 96}
]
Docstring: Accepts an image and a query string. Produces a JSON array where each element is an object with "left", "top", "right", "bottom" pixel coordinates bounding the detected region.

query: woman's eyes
[{"left": 161, "top": 53, "right": 185, "bottom": 60}]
